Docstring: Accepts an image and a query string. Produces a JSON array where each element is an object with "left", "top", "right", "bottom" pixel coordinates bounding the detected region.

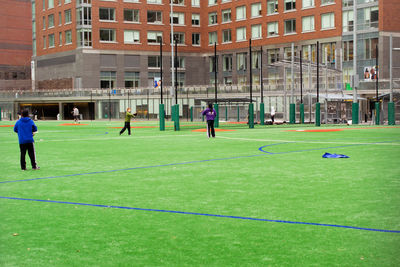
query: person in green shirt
[{"left": 120, "top": 108, "right": 137, "bottom": 135}]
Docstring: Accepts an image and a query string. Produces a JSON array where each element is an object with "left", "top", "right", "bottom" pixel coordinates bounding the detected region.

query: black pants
[
  {"left": 120, "top": 122, "right": 131, "bottom": 135},
  {"left": 207, "top": 120, "right": 215, "bottom": 138},
  {"left": 19, "top": 143, "right": 37, "bottom": 170}
]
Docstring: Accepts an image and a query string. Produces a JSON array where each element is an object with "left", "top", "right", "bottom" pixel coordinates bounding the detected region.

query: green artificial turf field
[{"left": 1, "top": 120, "right": 400, "bottom": 266}]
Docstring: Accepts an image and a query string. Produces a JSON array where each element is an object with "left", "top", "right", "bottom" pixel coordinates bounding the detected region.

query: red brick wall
[{"left": 380, "top": 0, "right": 400, "bottom": 32}]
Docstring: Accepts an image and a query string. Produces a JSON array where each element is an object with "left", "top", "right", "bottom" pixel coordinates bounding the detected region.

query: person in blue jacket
[
  {"left": 14, "top": 109, "right": 40, "bottom": 170},
  {"left": 201, "top": 103, "right": 217, "bottom": 138}
]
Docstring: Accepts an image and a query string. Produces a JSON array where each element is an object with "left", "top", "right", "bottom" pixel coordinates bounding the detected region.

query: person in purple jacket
[
  {"left": 13, "top": 109, "right": 40, "bottom": 170},
  {"left": 201, "top": 103, "right": 216, "bottom": 138}
]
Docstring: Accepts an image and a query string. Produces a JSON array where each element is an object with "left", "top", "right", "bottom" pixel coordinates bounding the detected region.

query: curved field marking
[{"left": 1, "top": 196, "right": 399, "bottom": 234}]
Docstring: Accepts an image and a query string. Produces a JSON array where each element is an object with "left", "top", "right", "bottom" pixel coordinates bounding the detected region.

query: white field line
[{"left": 217, "top": 136, "right": 400, "bottom": 145}]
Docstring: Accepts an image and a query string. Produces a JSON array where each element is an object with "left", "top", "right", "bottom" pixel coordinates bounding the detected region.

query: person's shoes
[
  {"left": 32, "top": 166, "right": 40, "bottom": 170},
  {"left": 21, "top": 168, "right": 26, "bottom": 171}
]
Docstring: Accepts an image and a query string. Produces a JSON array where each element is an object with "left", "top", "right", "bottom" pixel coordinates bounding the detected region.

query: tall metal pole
[
  {"left": 108, "top": 91, "right": 111, "bottom": 121},
  {"left": 390, "top": 34, "right": 393, "bottom": 103},
  {"left": 300, "top": 50, "right": 303, "bottom": 103},
  {"left": 260, "top": 46, "right": 264, "bottom": 102},
  {"left": 170, "top": 1, "right": 174, "bottom": 98},
  {"left": 376, "top": 43, "right": 379, "bottom": 101},
  {"left": 317, "top": 41, "right": 319, "bottom": 102},
  {"left": 291, "top": 42, "right": 294, "bottom": 104},
  {"left": 214, "top": 42, "right": 217, "bottom": 103},
  {"left": 353, "top": 0, "right": 358, "bottom": 104},
  {"left": 160, "top": 39, "right": 163, "bottom": 104},
  {"left": 175, "top": 37, "right": 178, "bottom": 105},
  {"left": 249, "top": 39, "right": 253, "bottom": 103}
]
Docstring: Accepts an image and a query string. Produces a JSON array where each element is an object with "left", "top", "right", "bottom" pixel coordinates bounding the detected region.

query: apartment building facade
[{"left": 32, "top": 0, "right": 399, "bottom": 91}]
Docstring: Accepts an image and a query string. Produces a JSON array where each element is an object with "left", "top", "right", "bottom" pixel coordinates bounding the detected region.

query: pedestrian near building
[
  {"left": 120, "top": 108, "right": 137, "bottom": 135},
  {"left": 201, "top": 103, "right": 217, "bottom": 138},
  {"left": 72, "top": 106, "right": 79, "bottom": 123},
  {"left": 271, "top": 106, "right": 275, "bottom": 124},
  {"left": 13, "top": 109, "right": 40, "bottom": 170}
]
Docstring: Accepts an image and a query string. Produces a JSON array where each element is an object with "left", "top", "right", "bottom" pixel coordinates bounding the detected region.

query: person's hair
[
  {"left": 22, "top": 109, "right": 29, "bottom": 117},
  {"left": 208, "top": 103, "right": 213, "bottom": 109},
  {"left": 127, "top": 107, "right": 131, "bottom": 111}
]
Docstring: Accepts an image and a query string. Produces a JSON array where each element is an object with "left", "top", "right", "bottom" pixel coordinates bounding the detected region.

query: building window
[
  {"left": 147, "top": 31, "right": 162, "bottom": 43},
  {"left": 64, "top": 9, "right": 71, "bottom": 24},
  {"left": 343, "top": 40, "right": 353, "bottom": 61},
  {"left": 321, "top": 0, "right": 335, "bottom": 5},
  {"left": 125, "top": 72, "right": 140, "bottom": 88},
  {"left": 48, "top": 34, "right": 55, "bottom": 47},
  {"left": 236, "top": 6, "right": 246, "bottom": 20},
  {"left": 65, "top": 30, "right": 72, "bottom": 44},
  {"left": 222, "top": 9, "right": 231, "bottom": 23},
  {"left": 223, "top": 54, "right": 232, "bottom": 71},
  {"left": 58, "top": 12, "right": 62, "bottom": 25},
  {"left": 321, "top": 42, "right": 336, "bottom": 63},
  {"left": 172, "top": 32, "right": 185, "bottom": 44},
  {"left": 208, "top": 31, "right": 217, "bottom": 45},
  {"left": 65, "top": 0, "right": 71, "bottom": 3},
  {"left": 237, "top": 53, "right": 247, "bottom": 71},
  {"left": 236, "top": 27, "right": 246, "bottom": 41},
  {"left": 171, "top": 12, "right": 185, "bottom": 25},
  {"left": 362, "top": 7, "right": 378, "bottom": 30},
  {"left": 48, "top": 0, "right": 54, "bottom": 9},
  {"left": 147, "top": 11, "right": 162, "bottom": 24},
  {"left": 147, "top": 0, "right": 162, "bottom": 4},
  {"left": 170, "top": 0, "right": 184, "bottom": 5},
  {"left": 77, "top": 29, "right": 92, "bottom": 47},
  {"left": 267, "top": 0, "right": 278, "bottom": 15},
  {"left": 148, "top": 56, "right": 161, "bottom": 68},
  {"left": 209, "top": 12, "right": 217, "bottom": 25},
  {"left": 321, "top": 13, "right": 335, "bottom": 29},
  {"left": 251, "top": 24, "right": 262, "bottom": 39},
  {"left": 302, "top": 16, "right": 314, "bottom": 32},
  {"left": 48, "top": 14, "right": 54, "bottom": 28},
  {"left": 284, "top": 19, "right": 296, "bottom": 34},
  {"left": 77, "top": 7, "right": 92, "bottom": 25},
  {"left": 342, "top": 10, "right": 353, "bottom": 32},
  {"left": 251, "top": 3, "right": 262, "bottom": 18},
  {"left": 209, "top": 56, "right": 218, "bottom": 72},
  {"left": 99, "top": 8, "right": 115, "bottom": 21},
  {"left": 252, "top": 51, "right": 261, "bottom": 69},
  {"left": 222, "top": 29, "right": 232, "bottom": 43},
  {"left": 364, "top": 38, "right": 378, "bottom": 59},
  {"left": 208, "top": 0, "right": 217, "bottom": 6},
  {"left": 173, "top": 57, "right": 185, "bottom": 68},
  {"left": 59, "top": 32, "right": 62, "bottom": 45},
  {"left": 302, "top": 44, "right": 316, "bottom": 62},
  {"left": 192, "top": 13, "right": 200, "bottom": 26},
  {"left": 100, "top": 29, "right": 116, "bottom": 42},
  {"left": 267, "top": 48, "right": 279, "bottom": 64},
  {"left": 192, "top": 33, "right": 200, "bottom": 45},
  {"left": 285, "top": 0, "right": 296, "bottom": 11},
  {"left": 191, "top": 0, "right": 200, "bottom": 7},
  {"left": 124, "top": 0, "right": 140, "bottom": 2},
  {"left": 43, "top": 16, "right": 46, "bottom": 29},
  {"left": 43, "top": 36, "right": 46, "bottom": 49},
  {"left": 100, "top": 71, "right": 116, "bottom": 89},
  {"left": 343, "top": 0, "right": 353, "bottom": 7},
  {"left": 124, "top": 30, "right": 140, "bottom": 43},
  {"left": 302, "top": 0, "right": 314, "bottom": 8},
  {"left": 267, "top": 21, "right": 278, "bottom": 37},
  {"left": 124, "top": 9, "right": 140, "bottom": 22},
  {"left": 284, "top": 46, "right": 297, "bottom": 60},
  {"left": 224, "top": 77, "right": 232, "bottom": 85}
]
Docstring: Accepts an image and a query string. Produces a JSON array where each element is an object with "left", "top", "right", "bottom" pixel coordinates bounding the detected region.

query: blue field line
[
  {"left": 0, "top": 154, "right": 266, "bottom": 184},
  {"left": 1, "top": 196, "right": 399, "bottom": 234},
  {"left": 1, "top": 139, "right": 399, "bottom": 185}
]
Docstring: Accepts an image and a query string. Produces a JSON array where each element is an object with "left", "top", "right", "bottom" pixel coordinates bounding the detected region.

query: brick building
[{"left": 0, "top": 0, "right": 32, "bottom": 90}]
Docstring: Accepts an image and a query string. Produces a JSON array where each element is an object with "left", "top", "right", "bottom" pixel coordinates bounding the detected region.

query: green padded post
[
  {"left": 174, "top": 104, "right": 180, "bottom": 131},
  {"left": 248, "top": 103, "right": 254, "bottom": 129},
  {"left": 289, "top": 103, "right": 295, "bottom": 124},
  {"left": 388, "top": 102, "right": 395, "bottom": 125},
  {"left": 171, "top": 104, "right": 175, "bottom": 122},
  {"left": 260, "top": 103, "right": 264, "bottom": 125},
  {"left": 190, "top": 106, "right": 193, "bottom": 122},
  {"left": 237, "top": 106, "right": 240, "bottom": 122},
  {"left": 300, "top": 103, "right": 304, "bottom": 124},
  {"left": 202, "top": 106, "right": 204, "bottom": 122},
  {"left": 375, "top": 102, "right": 380, "bottom": 125},
  {"left": 352, "top": 102, "right": 359, "bottom": 125},
  {"left": 225, "top": 106, "right": 228, "bottom": 121},
  {"left": 214, "top": 103, "right": 219, "bottom": 128},
  {"left": 159, "top": 104, "right": 165, "bottom": 131},
  {"left": 315, "top": 102, "right": 321, "bottom": 126}
]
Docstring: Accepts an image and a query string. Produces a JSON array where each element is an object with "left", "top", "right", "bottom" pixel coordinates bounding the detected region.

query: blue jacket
[{"left": 14, "top": 117, "right": 37, "bottom": 144}]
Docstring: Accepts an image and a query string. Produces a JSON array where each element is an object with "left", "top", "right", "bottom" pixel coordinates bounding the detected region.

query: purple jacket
[{"left": 202, "top": 108, "right": 216, "bottom": 121}]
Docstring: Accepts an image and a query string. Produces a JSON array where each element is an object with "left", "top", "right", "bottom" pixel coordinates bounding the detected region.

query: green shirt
[{"left": 125, "top": 112, "right": 135, "bottom": 122}]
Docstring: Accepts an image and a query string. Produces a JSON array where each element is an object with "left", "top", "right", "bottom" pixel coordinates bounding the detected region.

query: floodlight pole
[
  {"left": 214, "top": 42, "right": 217, "bottom": 103},
  {"left": 316, "top": 41, "right": 320, "bottom": 126},
  {"left": 249, "top": 39, "right": 253, "bottom": 103},
  {"left": 175, "top": 37, "right": 178, "bottom": 105},
  {"left": 160, "top": 39, "right": 163, "bottom": 104},
  {"left": 170, "top": 1, "right": 175, "bottom": 99},
  {"left": 260, "top": 46, "right": 264, "bottom": 103},
  {"left": 300, "top": 50, "right": 303, "bottom": 103},
  {"left": 352, "top": 0, "right": 359, "bottom": 124}
]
